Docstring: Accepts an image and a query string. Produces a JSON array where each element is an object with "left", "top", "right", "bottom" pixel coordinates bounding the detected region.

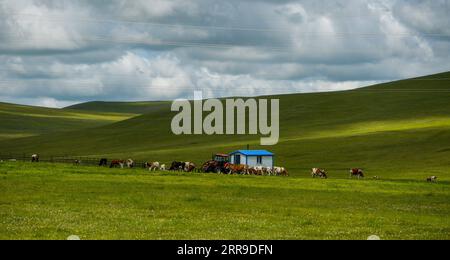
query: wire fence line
[{"left": 0, "top": 153, "right": 148, "bottom": 168}]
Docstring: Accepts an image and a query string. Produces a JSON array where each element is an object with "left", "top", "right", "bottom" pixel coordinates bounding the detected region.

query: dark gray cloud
[{"left": 0, "top": 0, "right": 449, "bottom": 107}]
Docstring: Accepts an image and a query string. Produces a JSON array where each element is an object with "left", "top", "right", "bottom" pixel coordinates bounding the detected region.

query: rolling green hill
[
  {"left": 1, "top": 72, "right": 449, "bottom": 179},
  {"left": 65, "top": 101, "right": 170, "bottom": 114},
  {"left": 0, "top": 102, "right": 136, "bottom": 141}
]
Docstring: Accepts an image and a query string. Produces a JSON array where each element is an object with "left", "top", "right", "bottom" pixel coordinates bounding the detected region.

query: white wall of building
[
  {"left": 230, "top": 154, "right": 246, "bottom": 165},
  {"left": 247, "top": 156, "right": 273, "bottom": 168},
  {"left": 230, "top": 153, "right": 273, "bottom": 168}
]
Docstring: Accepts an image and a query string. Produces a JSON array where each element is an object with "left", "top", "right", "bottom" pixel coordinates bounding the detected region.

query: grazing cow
[
  {"left": 247, "top": 167, "right": 256, "bottom": 175},
  {"left": 99, "top": 158, "right": 108, "bottom": 167},
  {"left": 350, "top": 168, "right": 364, "bottom": 179},
  {"left": 170, "top": 161, "right": 185, "bottom": 171},
  {"left": 256, "top": 167, "right": 265, "bottom": 175},
  {"left": 184, "top": 162, "right": 196, "bottom": 172},
  {"left": 273, "top": 167, "right": 289, "bottom": 176},
  {"left": 110, "top": 160, "right": 125, "bottom": 169},
  {"left": 263, "top": 167, "right": 273, "bottom": 176},
  {"left": 74, "top": 160, "right": 82, "bottom": 165},
  {"left": 146, "top": 162, "right": 160, "bottom": 171},
  {"left": 311, "top": 168, "right": 328, "bottom": 179},
  {"left": 251, "top": 166, "right": 264, "bottom": 176},
  {"left": 31, "top": 154, "right": 39, "bottom": 163},
  {"left": 256, "top": 167, "right": 265, "bottom": 176},
  {"left": 247, "top": 167, "right": 259, "bottom": 175},
  {"left": 224, "top": 163, "right": 247, "bottom": 175},
  {"left": 427, "top": 176, "right": 438, "bottom": 183},
  {"left": 160, "top": 164, "right": 166, "bottom": 171},
  {"left": 126, "top": 159, "right": 135, "bottom": 168}
]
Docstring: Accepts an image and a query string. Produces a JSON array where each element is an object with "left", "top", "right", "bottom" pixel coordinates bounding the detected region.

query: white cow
[
  {"left": 273, "top": 167, "right": 288, "bottom": 176},
  {"left": 126, "top": 159, "right": 135, "bottom": 168},
  {"left": 427, "top": 176, "right": 438, "bottom": 183},
  {"left": 147, "top": 162, "right": 160, "bottom": 171},
  {"left": 311, "top": 168, "right": 328, "bottom": 179},
  {"left": 31, "top": 154, "right": 39, "bottom": 162}
]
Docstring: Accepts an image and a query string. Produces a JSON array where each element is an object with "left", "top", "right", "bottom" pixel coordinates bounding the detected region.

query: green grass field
[
  {"left": 0, "top": 72, "right": 449, "bottom": 239},
  {"left": 1, "top": 162, "right": 448, "bottom": 240}
]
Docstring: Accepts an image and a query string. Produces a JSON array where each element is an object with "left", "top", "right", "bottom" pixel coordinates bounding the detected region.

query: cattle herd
[
  {"left": 100, "top": 158, "right": 289, "bottom": 176},
  {"left": 23, "top": 154, "right": 439, "bottom": 181}
]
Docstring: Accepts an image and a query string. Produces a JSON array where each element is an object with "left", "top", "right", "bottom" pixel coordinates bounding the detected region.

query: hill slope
[
  {"left": 0, "top": 102, "right": 136, "bottom": 141},
  {"left": 1, "top": 72, "right": 449, "bottom": 178},
  {"left": 65, "top": 101, "right": 170, "bottom": 114}
]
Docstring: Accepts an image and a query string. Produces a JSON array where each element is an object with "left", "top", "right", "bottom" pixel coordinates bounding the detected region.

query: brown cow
[
  {"left": 146, "top": 162, "right": 160, "bottom": 171},
  {"left": 248, "top": 167, "right": 264, "bottom": 176},
  {"left": 224, "top": 163, "right": 247, "bottom": 175},
  {"left": 273, "top": 167, "right": 289, "bottom": 176},
  {"left": 350, "top": 168, "right": 364, "bottom": 179},
  {"left": 184, "top": 162, "right": 196, "bottom": 172},
  {"left": 110, "top": 160, "right": 125, "bottom": 168},
  {"left": 311, "top": 168, "right": 328, "bottom": 179}
]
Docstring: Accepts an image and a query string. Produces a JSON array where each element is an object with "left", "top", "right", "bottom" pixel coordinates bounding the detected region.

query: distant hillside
[
  {"left": 0, "top": 102, "right": 135, "bottom": 141},
  {"left": 1, "top": 72, "right": 449, "bottom": 178},
  {"left": 65, "top": 101, "right": 170, "bottom": 114},
  {"left": 360, "top": 71, "right": 450, "bottom": 90}
]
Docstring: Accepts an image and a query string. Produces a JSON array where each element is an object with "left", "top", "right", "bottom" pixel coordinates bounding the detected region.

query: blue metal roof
[{"left": 230, "top": 150, "right": 274, "bottom": 156}]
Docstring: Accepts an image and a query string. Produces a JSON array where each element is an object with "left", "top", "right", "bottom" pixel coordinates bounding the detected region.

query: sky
[{"left": 0, "top": 0, "right": 449, "bottom": 108}]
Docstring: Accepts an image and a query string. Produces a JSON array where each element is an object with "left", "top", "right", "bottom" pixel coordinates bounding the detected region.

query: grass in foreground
[{"left": 0, "top": 162, "right": 448, "bottom": 240}]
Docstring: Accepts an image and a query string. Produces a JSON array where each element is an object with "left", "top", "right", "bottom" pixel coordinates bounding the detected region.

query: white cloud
[
  {"left": 119, "top": 0, "right": 198, "bottom": 19},
  {"left": 0, "top": 0, "right": 89, "bottom": 52},
  {"left": 0, "top": 0, "right": 449, "bottom": 107}
]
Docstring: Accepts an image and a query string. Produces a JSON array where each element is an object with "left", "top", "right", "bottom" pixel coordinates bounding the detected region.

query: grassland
[
  {"left": 0, "top": 72, "right": 449, "bottom": 179},
  {"left": 0, "top": 162, "right": 448, "bottom": 240},
  {"left": 0, "top": 72, "right": 449, "bottom": 240}
]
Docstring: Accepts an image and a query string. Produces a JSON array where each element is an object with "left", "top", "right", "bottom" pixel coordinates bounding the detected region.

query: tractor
[{"left": 202, "top": 154, "right": 229, "bottom": 173}]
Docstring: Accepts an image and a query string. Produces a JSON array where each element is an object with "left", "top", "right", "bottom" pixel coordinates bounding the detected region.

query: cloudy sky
[{"left": 0, "top": 0, "right": 449, "bottom": 107}]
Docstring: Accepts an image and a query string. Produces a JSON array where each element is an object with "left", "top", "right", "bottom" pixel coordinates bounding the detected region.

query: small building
[{"left": 229, "top": 150, "right": 274, "bottom": 168}]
